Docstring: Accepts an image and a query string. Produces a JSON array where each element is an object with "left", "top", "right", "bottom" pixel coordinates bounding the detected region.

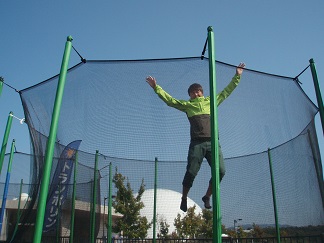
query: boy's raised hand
[
  {"left": 236, "top": 62, "right": 246, "bottom": 76},
  {"left": 146, "top": 76, "right": 157, "bottom": 89}
]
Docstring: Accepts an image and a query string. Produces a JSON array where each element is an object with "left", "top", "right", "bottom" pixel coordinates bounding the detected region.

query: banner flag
[{"left": 43, "top": 140, "right": 81, "bottom": 232}]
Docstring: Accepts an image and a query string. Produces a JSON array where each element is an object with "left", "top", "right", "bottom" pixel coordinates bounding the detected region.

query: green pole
[
  {"left": 33, "top": 35, "right": 73, "bottom": 243},
  {"left": 0, "top": 111, "right": 13, "bottom": 175},
  {"left": 70, "top": 151, "right": 78, "bottom": 242},
  {"left": 89, "top": 180, "right": 94, "bottom": 241},
  {"left": 0, "top": 139, "right": 15, "bottom": 235},
  {"left": 309, "top": 58, "right": 324, "bottom": 135},
  {"left": 107, "top": 162, "right": 113, "bottom": 243},
  {"left": 91, "top": 150, "right": 99, "bottom": 243},
  {"left": 153, "top": 157, "right": 158, "bottom": 243},
  {"left": 267, "top": 148, "right": 280, "bottom": 243},
  {"left": 11, "top": 179, "right": 24, "bottom": 240},
  {"left": 307, "top": 130, "right": 324, "bottom": 208},
  {"left": 207, "top": 26, "right": 221, "bottom": 243},
  {"left": 0, "top": 77, "right": 3, "bottom": 98}
]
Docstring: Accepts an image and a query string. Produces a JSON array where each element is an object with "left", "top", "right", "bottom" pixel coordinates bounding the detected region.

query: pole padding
[
  {"left": 33, "top": 35, "right": 73, "bottom": 243},
  {"left": 0, "top": 111, "right": 13, "bottom": 175},
  {"left": 207, "top": 26, "right": 222, "bottom": 243},
  {"left": 309, "top": 58, "right": 324, "bottom": 135}
]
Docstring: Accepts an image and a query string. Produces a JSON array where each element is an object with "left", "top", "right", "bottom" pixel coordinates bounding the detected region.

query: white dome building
[{"left": 140, "top": 189, "right": 202, "bottom": 238}]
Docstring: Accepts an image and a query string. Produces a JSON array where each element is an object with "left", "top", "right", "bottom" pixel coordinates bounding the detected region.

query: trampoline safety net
[{"left": 2, "top": 57, "right": 323, "bottom": 241}]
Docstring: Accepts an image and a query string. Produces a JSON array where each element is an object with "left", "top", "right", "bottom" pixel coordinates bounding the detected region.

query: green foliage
[
  {"left": 237, "top": 226, "right": 248, "bottom": 238},
  {"left": 199, "top": 209, "right": 213, "bottom": 238},
  {"left": 157, "top": 215, "right": 170, "bottom": 239},
  {"left": 112, "top": 168, "right": 152, "bottom": 239},
  {"left": 174, "top": 206, "right": 228, "bottom": 239},
  {"left": 241, "top": 224, "right": 324, "bottom": 238},
  {"left": 251, "top": 223, "right": 264, "bottom": 238},
  {"left": 263, "top": 225, "right": 324, "bottom": 237},
  {"left": 173, "top": 210, "right": 324, "bottom": 240},
  {"left": 174, "top": 206, "right": 203, "bottom": 238}
]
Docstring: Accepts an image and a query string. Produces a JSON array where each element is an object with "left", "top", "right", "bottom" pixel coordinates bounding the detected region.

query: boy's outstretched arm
[
  {"left": 216, "top": 62, "right": 246, "bottom": 106},
  {"left": 145, "top": 75, "right": 188, "bottom": 112}
]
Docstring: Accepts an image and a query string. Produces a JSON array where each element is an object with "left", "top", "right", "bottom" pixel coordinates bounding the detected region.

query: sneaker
[
  {"left": 180, "top": 197, "right": 187, "bottom": 212},
  {"left": 202, "top": 196, "right": 212, "bottom": 209}
]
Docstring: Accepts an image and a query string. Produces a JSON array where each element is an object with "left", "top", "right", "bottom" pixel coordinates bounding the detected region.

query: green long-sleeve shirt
[{"left": 154, "top": 74, "right": 241, "bottom": 140}]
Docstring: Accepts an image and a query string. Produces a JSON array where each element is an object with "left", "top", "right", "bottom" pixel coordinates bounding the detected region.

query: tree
[
  {"left": 112, "top": 168, "right": 151, "bottom": 239},
  {"left": 174, "top": 205, "right": 203, "bottom": 238},
  {"left": 251, "top": 223, "right": 264, "bottom": 238},
  {"left": 157, "top": 215, "right": 170, "bottom": 239},
  {"left": 174, "top": 207, "right": 230, "bottom": 239},
  {"left": 237, "top": 226, "right": 247, "bottom": 238},
  {"left": 199, "top": 209, "right": 213, "bottom": 238}
]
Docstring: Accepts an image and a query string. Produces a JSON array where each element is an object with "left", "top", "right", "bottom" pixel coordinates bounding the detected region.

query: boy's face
[{"left": 189, "top": 89, "right": 203, "bottom": 99}]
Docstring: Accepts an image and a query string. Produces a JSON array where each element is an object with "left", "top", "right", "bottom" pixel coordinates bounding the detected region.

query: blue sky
[{"left": 0, "top": 1, "right": 323, "bottom": 171}]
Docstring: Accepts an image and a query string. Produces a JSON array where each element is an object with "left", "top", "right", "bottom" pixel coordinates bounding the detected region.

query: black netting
[
  {"left": 0, "top": 149, "right": 101, "bottom": 242},
  {"left": 0, "top": 57, "right": 322, "bottom": 241},
  {"left": 20, "top": 58, "right": 318, "bottom": 159}
]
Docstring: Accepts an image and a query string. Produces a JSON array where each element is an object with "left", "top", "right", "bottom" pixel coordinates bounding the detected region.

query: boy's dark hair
[{"left": 188, "top": 83, "right": 203, "bottom": 95}]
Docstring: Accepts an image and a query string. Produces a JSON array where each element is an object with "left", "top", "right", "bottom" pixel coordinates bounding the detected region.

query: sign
[{"left": 43, "top": 140, "right": 81, "bottom": 232}]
